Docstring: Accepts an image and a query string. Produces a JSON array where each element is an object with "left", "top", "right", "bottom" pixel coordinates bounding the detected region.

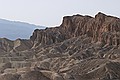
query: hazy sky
[{"left": 0, "top": 0, "right": 119, "bottom": 27}]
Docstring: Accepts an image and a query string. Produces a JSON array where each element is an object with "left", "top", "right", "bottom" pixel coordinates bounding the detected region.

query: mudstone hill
[{"left": 0, "top": 12, "right": 120, "bottom": 80}]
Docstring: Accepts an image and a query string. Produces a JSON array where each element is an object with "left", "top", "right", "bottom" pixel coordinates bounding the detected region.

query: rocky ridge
[{"left": 0, "top": 12, "right": 120, "bottom": 80}]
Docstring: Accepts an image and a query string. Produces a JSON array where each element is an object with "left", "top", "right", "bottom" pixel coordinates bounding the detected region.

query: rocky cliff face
[
  {"left": 30, "top": 12, "right": 120, "bottom": 48},
  {"left": 0, "top": 12, "right": 120, "bottom": 80}
]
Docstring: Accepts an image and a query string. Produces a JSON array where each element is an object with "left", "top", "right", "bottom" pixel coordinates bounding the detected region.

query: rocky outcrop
[
  {"left": 0, "top": 38, "right": 32, "bottom": 53},
  {"left": 13, "top": 39, "right": 32, "bottom": 52},
  {"left": 30, "top": 12, "right": 120, "bottom": 49},
  {"left": 0, "top": 38, "right": 14, "bottom": 53}
]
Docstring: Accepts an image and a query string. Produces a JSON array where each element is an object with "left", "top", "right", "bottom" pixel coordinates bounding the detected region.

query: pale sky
[{"left": 0, "top": 0, "right": 119, "bottom": 27}]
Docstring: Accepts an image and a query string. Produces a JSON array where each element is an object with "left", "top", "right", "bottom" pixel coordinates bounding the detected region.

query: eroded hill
[{"left": 0, "top": 12, "right": 120, "bottom": 80}]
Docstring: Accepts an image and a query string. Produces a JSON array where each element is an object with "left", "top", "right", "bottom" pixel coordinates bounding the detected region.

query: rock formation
[{"left": 0, "top": 12, "right": 120, "bottom": 80}]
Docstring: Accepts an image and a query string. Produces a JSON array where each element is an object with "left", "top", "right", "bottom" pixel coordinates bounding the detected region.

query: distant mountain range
[{"left": 0, "top": 19, "right": 45, "bottom": 40}]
